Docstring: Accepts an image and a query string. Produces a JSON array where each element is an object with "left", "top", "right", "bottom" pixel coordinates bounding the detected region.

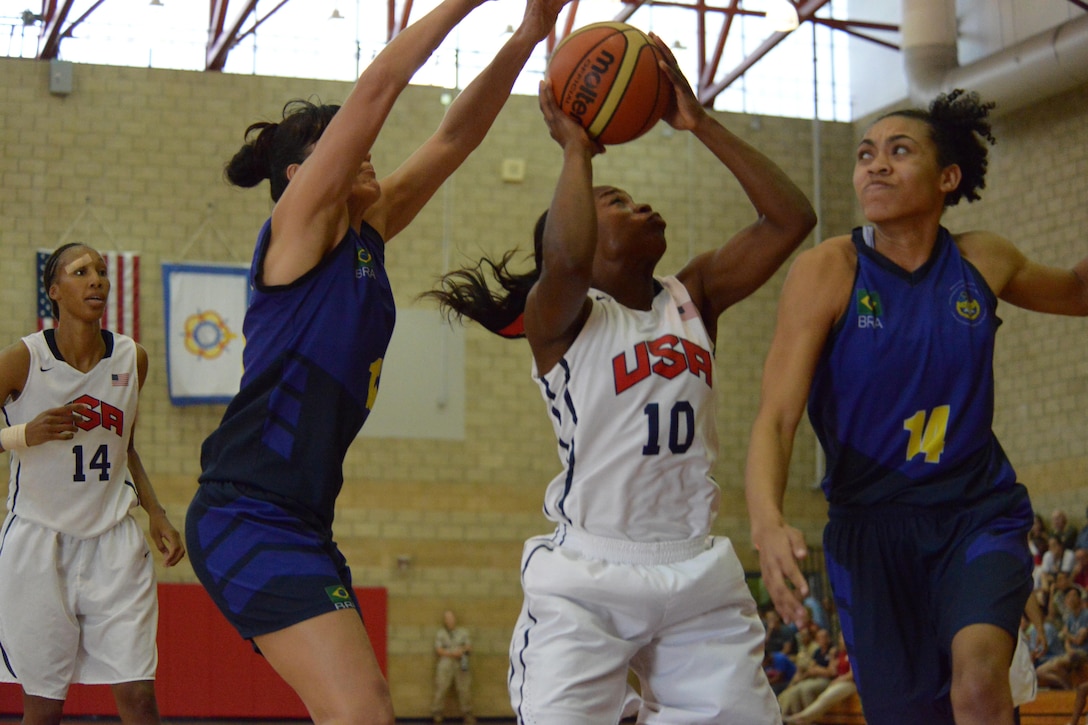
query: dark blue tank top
[
  {"left": 808, "top": 226, "right": 1019, "bottom": 511},
  {"left": 199, "top": 219, "right": 395, "bottom": 529}
]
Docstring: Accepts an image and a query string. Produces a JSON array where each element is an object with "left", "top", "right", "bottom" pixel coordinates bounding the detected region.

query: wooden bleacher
[{"left": 813, "top": 689, "right": 1077, "bottom": 725}]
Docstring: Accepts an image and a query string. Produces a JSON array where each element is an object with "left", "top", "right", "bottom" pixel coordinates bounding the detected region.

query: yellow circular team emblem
[
  {"left": 948, "top": 282, "right": 987, "bottom": 326},
  {"left": 955, "top": 291, "right": 981, "bottom": 321},
  {"left": 183, "top": 310, "right": 238, "bottom": 360}
]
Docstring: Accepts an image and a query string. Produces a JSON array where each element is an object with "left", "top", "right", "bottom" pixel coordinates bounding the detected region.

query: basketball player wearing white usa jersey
[{"left": 0, "top": 243, "right": 183, "bottom": 723}]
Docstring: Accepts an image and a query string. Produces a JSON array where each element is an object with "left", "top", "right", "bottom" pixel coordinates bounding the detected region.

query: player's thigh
[
  {"left": 0, "top": 518, "right": 80, "bottom": 700},
  {"left": 824, "top": 517, "right": 954, "bottom": 725},
  {"left": 508, "top": 541, "right": 641, "bottom": 725},
  {"left": 937, "top": 524, "right": 1031, "bottom": 649},
  {"left": 633, "top": 542, "right": 778, "bottom": 724},
  {"left": 78, "top": 517, "right": 158, "bottom": 683},
  {"left": 255, "top": 608, "right": 392, "bottom": 724}
]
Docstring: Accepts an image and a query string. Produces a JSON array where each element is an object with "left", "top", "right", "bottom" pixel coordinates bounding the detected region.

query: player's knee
[
  {"left": 111, "top": 680, "right": 161, "bottom": 724},
  {"left": 951, "top": 661, "right": 1010, "bottom": 716},
  {"left": 308, "top": 681, "right": 394, "bottom": 725}
]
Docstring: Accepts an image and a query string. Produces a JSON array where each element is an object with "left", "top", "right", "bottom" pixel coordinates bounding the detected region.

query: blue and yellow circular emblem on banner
[{"left": 183, "top": 310, "right": 238, "bottom": 359}]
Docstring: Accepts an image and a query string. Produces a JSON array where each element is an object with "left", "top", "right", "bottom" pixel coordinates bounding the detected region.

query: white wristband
[{"left": 0, "top": 424, "right": 27, "bottom": 452}]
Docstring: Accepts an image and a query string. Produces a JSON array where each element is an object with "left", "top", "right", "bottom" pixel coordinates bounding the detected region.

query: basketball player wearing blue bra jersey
[
  {"left": 747, "top": 90, "right": 1088, "bottom": 725},
  {"left": 190, "top": 218, "right": 392, "bottom": 634},
  {"left": 184, "top": 0, "right": 572, "bottom": 720},
  {"left": 811, "top": 225, "right": 1033, "bottom": 720},
  {"left": 426, "top": 48, "right": 816, "bottom": 723}
]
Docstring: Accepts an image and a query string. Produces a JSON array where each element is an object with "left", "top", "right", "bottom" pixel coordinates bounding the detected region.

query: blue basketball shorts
[
  {"left": 186, "top": 481, "right": 360, "bottom": 641},
  {"left": 823, "top": 484, "right": 1033, "bottom": 725}
]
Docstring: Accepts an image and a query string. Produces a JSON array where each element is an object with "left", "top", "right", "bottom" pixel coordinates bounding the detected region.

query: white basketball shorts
[
  {"left": 0, "top": 513, "right": 158, "bottom": 700},
  {"left": 508, "top": 526, "right": 781, "bottom": 725}
]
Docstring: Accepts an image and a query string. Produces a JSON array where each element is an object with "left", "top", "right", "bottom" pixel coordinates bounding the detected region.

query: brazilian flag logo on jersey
[
  {"left": 325, "top": 585, "right": 354, "bottom": 606},
  {"left": 856, "top": 289, "right": 883, "bottom": 317},
  {"left": 355, "top": 243, "right": 377, "bottom": 280}
]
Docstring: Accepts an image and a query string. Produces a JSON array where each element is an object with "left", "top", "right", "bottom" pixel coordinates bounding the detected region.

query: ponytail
[
  {"left": 223, "top": 99, "right": 340, "bottom": 201},
  {"left": 423, "top": 212, "right": 547, "bottom": 339}
]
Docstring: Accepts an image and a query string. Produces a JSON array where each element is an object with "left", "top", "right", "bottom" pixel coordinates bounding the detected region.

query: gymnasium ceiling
[
  {"left": 19, "top": 0, "right": 1088, "bottom": 109},
  {"left": 25, "top": 0, "right": 896, "bottom": 107}
]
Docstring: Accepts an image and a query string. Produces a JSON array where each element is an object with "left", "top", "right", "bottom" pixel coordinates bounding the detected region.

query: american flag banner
[{"left": 37, "top": 250, "right": 140, "bottom": 341}]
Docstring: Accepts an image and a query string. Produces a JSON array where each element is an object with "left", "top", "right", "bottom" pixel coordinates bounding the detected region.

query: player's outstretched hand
[
  {"left": 518, "top": 0, "right": 573, "bottom": 44},
  {"left": 752, "top": 520, "right": 810, "bottom": 625},
  {"left": 149, "top": 509, "right": 186, "bottom": 567},
  {"left": 24, "top": 403, "right": 91, "bottom": 446}
]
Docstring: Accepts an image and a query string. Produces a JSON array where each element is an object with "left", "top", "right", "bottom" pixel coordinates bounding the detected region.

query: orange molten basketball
[{"left": 546, "top": 22, "right": 671, "bottom": 146}]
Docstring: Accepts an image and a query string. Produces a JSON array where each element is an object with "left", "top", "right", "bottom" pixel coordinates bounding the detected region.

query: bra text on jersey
[
  {"left": 71, "top": 394, "right": 124, "bottom": 438},
  {"left": 612, "top": 334, "right": 713, "bottom": 395},
  {"left": 856, "top": 288, "right": 884, "bottom": 329}
]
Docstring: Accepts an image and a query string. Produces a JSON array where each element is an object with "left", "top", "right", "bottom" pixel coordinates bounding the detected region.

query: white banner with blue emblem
[{"left": 161, "top": 262, "right": 250, "bottom": 406}]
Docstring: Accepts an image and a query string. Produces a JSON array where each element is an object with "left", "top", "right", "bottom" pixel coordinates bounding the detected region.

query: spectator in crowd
[
  {"left": 793, "top": 626, "right": 818, "bottom": 670},
  {"left": 1074, "top": 549, "right": 1088, "bottom": 591},
  {"left": 764, "top": 647, "right": 798, "bottom": 696},
  {"left": 779, "top": 628, "right": 837, "bottom": 717},
  {"left": 764, "top": 608, "right": 799, "bottom": 655},
  {"left": 783, "top": 632, "right": 854, "bottom": 725},
  {"left": 1048, "top": 571, "right": 1076, "bottom": 621},
  {"left": 1027, "top": 609, "right": 1066, "bottom": 666},
  {"left": 1053, "top": 509, "right": 1079, "bottom": 552},
  {"left": 431, "top": 610, "right": 474, "bottom": 725},
  {"left": 1076, "top": 506, "right": 1088, "bottom": 553},
  {"left": 1038, "top": 536, "right": 1077, "bottom": 591},
  {"left": 803, "top": 584, "right": 830, "bottom": 632},
  {"left": 1061, "top": 587, "right": 1088, "bottom": 655},
  {"left": 1030, "top": 513, "right": 1051, "bottom": 568},
  {"left": 1035, "top": 649, "right": 1088, "bottom": 725},
  {"left": 1025, "top": 594, "right": 1063, "bottom": 666},
  {"left": 792, "top": 606, "right": 820, "bottom": 647},
  {"left": 1036, "top": 648, "right": 1088, "bottom": 687}
]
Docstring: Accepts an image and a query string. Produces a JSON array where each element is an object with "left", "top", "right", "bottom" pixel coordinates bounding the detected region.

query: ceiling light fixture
[{"left": 766, "top": 0, "right": 800, "bottom": 32}]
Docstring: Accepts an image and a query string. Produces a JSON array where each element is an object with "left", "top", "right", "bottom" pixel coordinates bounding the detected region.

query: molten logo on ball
[
  {"left": 567, "top": 50, "right": 615, "bottom": 126},
  {"left": 547, "top": 22, "right": 671, "bottom": 146}
]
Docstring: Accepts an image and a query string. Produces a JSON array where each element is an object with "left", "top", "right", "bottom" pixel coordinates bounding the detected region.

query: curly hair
[
  {"left": 881, "top": 89, "right": 996, "bottom": 207},
  {"left": 224, "top": 99, "right": 340, "bottom": 202},
  {"left": 421, "top": 212, "right": 548, "bottom": 339}
]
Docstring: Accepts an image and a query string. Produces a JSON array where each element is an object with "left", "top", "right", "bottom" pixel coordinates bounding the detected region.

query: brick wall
[
  {"left": 1, "top": 56, "right": 1082, "bottom": 717},
  {"left": 936, "top": 84, "right": 1088, "bottom": 516}
]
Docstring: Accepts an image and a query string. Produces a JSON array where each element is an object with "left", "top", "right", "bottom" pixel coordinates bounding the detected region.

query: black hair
[
  {"left": 421, "top": 212, "right": 548, "bottom": 339},
  {"left": 42, "top": 242, "right": 89, "bottom": 321},
  {"left": 225, "top": 99, "right": 340, "bottom": 201},
  {"left": 880, "top": 89, "right": 996, "bottom": 207}
]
